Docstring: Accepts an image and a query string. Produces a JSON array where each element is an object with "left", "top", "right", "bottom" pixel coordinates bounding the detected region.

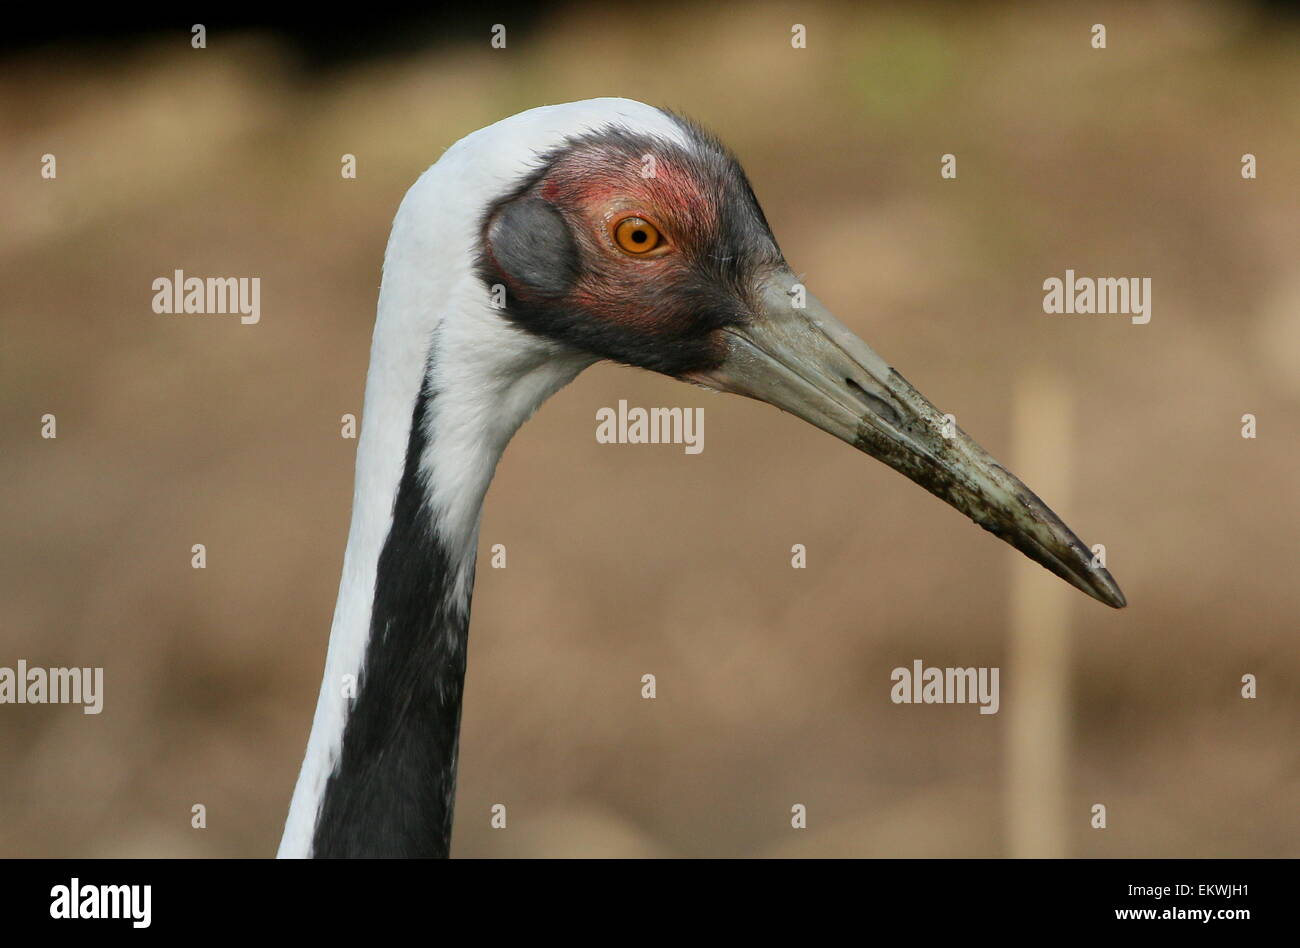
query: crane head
[{"left": 477, "top": 109, "right": 1125, "bottom": 609}]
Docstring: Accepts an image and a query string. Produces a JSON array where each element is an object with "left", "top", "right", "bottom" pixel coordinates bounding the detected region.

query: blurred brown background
[{"left": 2, "top": 1, "right": 1297, "bottom": 857}]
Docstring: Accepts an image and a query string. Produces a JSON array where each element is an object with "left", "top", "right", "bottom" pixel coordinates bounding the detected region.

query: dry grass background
[{"left": 1, "top": 1, "right": 1297, "bottom": 857}]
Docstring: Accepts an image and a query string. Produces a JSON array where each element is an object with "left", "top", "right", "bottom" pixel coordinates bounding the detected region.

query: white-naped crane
[{"left": 278, "top": 98, "right": 1125, "bottom": 859}]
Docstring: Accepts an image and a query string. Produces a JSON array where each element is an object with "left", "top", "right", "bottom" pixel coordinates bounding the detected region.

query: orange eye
[{"left": 613, "top": 216, "right": 662, "bottom": 254}]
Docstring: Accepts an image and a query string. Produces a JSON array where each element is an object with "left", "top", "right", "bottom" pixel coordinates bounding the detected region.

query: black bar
[{"left": 1, "top": 858, "right": 1281, "bottom": 934}]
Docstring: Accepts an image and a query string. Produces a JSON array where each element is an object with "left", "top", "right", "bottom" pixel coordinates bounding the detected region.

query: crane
[{"left": 278, "top": 98, "right": 1125, "bottom": 858}]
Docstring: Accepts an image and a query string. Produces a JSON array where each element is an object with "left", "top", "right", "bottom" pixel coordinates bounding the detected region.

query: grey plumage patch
[{"left": 486, "top": 196, "right": 579, "bottom": 298}]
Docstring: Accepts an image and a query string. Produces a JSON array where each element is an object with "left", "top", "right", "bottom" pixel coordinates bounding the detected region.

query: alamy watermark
[
  {"left": 0, "top": 660, "right": 103, "bottom": 714},
  {"left": 152, "top": 270, "right": 260, "bottom": 324},
  {"left": 596, "top": 400, "right": 704, "bottom": 454},
  {"left": 50, "top": 878, "right": 150, "bottom": 928},
  {"left": 1043, "top": 269, "right": 1151, "bottom": 324},
  {"left": 891, "top": 659, "right": 999, "bottom": 714}
]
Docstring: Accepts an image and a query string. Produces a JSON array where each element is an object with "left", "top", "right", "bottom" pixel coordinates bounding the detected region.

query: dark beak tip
[{"left": 1090, "top": 570, "right": 1127, "bottom": 609}]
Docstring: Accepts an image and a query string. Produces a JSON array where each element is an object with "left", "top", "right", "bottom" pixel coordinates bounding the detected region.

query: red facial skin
[
  {"left": 533, "top": 143, "right": 731, "bottom": 337},
  {"left": 481, "top": 127, "right": 781, "bottom": 376}
]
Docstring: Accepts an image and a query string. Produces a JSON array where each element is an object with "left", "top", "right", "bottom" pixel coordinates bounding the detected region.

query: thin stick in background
[{"left": 1005, "top": 368, "right": 1072, "bottom": 858}]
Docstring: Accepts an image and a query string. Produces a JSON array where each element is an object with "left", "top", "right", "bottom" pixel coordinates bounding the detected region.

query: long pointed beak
[{"left": 686, "top": 270, "right": 1126, "bottom": 609}]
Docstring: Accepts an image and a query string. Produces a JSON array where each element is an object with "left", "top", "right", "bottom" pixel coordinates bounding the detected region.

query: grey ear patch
[{"left": 487, "top": 197, "right": 579, "bottom": 298}]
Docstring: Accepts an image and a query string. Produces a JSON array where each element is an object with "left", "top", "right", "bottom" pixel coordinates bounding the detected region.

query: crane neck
[
  {"left": 279, "top": 305, "right": 592, "bottom": 857},
  {"left": 308, "top": 372, "right": 474, "bottom": 857}
]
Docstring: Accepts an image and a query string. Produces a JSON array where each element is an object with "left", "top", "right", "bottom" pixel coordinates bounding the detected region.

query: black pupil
[{"left": 631, "top": 229, "right": 647, "bottom": 243}]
